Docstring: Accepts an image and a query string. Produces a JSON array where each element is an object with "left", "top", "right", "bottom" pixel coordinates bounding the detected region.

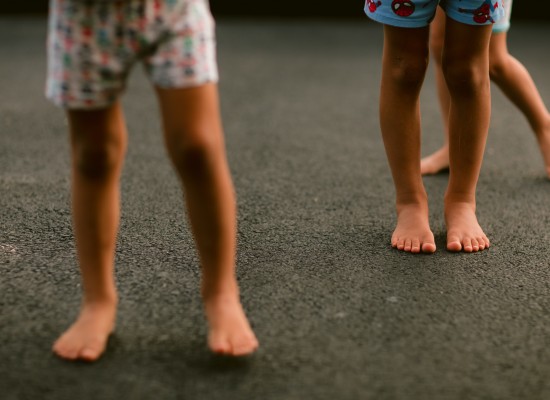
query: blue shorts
[
  {"left": 492, "top": 0, "right": 512, "bottom": 33},
  {"left": 365, "top": 0, "right": 505, "bottom": 28}
]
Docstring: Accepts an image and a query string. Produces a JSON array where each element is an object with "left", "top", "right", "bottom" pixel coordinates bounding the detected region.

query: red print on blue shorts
[
  {"left": 366, "top": 0, "right": 382, "bottom": 12},
  {"left": 459, "top": 0, "right": 500, "bottom": 24},
  {"left": 391, "top": 0, "right": 416, "bottom": 17}
]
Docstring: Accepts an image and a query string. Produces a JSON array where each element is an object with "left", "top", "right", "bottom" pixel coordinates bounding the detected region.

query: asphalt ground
[{"left": 1, "top": 17, "right": 550, "bottom": 400}]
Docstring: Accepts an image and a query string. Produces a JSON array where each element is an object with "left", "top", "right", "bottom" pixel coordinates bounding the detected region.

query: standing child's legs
[
  {"left": 53, "top": 102, "right": 127, "bottom": 361},
  {"left": 48, "top": 0, "right": 258, "bottom": 361},
  {"left": 380, "top": 26, "right": 436, "bottom": 254},
  {"left": 442, "top": 19, "right": 492, "bottom": 252},
  {"left": 488, "top": 33, "right": 550, "bottom": 177},
  {"left": 155, "top": 83, "right": 258, "bottom": 356}
]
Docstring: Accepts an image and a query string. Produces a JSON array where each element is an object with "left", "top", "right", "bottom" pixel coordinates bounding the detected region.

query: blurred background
[{"left": 1, "top": 0, "right": 549, "bottom": 21}]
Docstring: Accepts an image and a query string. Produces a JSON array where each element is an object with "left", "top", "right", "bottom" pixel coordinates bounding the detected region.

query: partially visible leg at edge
[{"left": 489, "top": 32, "right": 550, "bottom": 178}]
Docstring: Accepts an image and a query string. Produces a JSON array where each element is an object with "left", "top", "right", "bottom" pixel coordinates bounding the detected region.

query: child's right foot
[
  {"left": 392, "top": 202, "right": 436, "bottom": 253},
  {"left": 420, "top": 145, "right": 450, "bottom": 175},
  {"left": 52, "top": 299, "right": 117, "bottom": 362},
  {"left": 204, "top": 290, "right": 259, "bottom": 357}
]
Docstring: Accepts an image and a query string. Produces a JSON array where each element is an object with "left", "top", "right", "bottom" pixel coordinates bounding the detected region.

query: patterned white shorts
[{"left": 46, "top": 0, "right": 218, "bottom": 109}]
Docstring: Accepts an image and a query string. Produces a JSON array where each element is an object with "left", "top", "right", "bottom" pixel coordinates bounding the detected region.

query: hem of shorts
[
  {"left": 46, "top": 76, "right": 220, "bottom": 109},
  {"left": 445, "top": 9, "right": 505, "bottom": 27},
  {"left": 492, "top": 24, "right": 510, "bottom": 33},
  {"left": 365, "top": 10, "right": 431, "bottom": 28},
  {"left": 365, "top": 8, "right": 505, "bottom": 28},
  {"left": 152, "top": 75, "right": 220, "bottom": 90},
  {"left": 46, "top": 94, "right": 120, "bottom": 110}
]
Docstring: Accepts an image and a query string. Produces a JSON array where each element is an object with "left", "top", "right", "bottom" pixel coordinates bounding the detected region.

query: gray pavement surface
[{"left": 1, "top": 17, "right": 550, "bottom": 400}]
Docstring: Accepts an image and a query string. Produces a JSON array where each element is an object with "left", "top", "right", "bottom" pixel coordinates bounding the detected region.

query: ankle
[
  {"left": 444, "top": 195, "right": 476, "bottom": 215},
  {"left": 444, "top": 192, "right": 476, "bottom": 206},
  {"left": 395, "top": 191, "right": 428, "bottom": 210},
  {"left": 201, "top": 279, "right": 239, "bottom": 302},
  {"left": 82, "top": 291, "right": 118, "bottom": 308}
]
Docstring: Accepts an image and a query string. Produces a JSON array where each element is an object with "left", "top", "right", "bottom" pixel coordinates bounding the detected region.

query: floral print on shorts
[{"left": 46, "top": 0, "right": 218, "bottom": 109}]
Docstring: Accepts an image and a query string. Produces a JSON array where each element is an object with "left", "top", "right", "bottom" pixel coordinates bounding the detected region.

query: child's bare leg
[
  {"left": 421, "top": 7, "right": 451, "bottom": 175},
  {"left": 380, "top": 26, "right": 436, "bottom": 253},
  {"left": 443, "top": 20, "right": 492, "bottom": 252},
  {"left": 489, "top": 33, "right": 550, "bottom": 178},
  {"left": 53, "top": 102, "right": 127, "bottom": 361},
  {"left": 155, "top": 83, "right": 258, "bottom": 356}
]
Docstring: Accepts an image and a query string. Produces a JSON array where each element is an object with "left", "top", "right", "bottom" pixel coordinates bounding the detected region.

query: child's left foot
[
  {"left": 445, "top": 200, "right": 490, "bottom": 252},
  {"left": 204, "top": 291, "right": 259, "bottom": 356}
]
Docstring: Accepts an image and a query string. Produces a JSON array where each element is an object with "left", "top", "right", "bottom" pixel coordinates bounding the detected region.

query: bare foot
[
  {"left": 535, "top": 117, "right": 550, "bottom": 179},
  {"left": 392, "top": 202, "right": 436, "bottom": 254},
  {"left": 421, "top": 145, "right": 450, "bottom": 175},
  {"left": 52, "top": 300, "right": 117, "bottom": 362},
  {"left": 204, "top": 291, "right": 259, "bottom": 356},
  {"left": 445, "top": 200, "right": 490, "bottom": 252}
]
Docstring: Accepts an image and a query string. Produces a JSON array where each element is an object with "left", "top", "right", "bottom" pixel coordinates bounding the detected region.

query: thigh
[
  {"left": 429, "top": 7, "right": 446, "bottom": 56},
  {"left": 67, "top": 102, "right": 127, "bottom": 152},
  {"left": 383, "top": 24, "right": 430, "bottom": 63},
  {"left": 443, "top": 17, "right": 492, "bottom": 63},
  {"left": 488, "top": 31, "right": 508, "bottom": 64},
  {"left": 155, "top": 83, "right": 223, "bottom": 147}
]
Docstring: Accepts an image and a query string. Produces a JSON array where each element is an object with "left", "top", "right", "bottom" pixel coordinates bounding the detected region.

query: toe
[
  {"left": 421, "top": 241, "right": 436, "bottom": 253},
  {"left": 463, "top": 238, "right": 473, "bottom": 253},
  {"left": 231, "top": 338, "right": 259, "bottom": 357},
  {"left": 404, "top": 238, "right": 412, "bottom": 252},
  {"left": 477, "top": 237, "right": 486, "bottom": 250},
  {"left": 446, "top": 235, "right": 462, "bottom": 252},
  {"left": 80, "top": 348, "right": 100, "bottom": 362},
  {"left": 209, "top": 336, "right": 232, "bottom": 355},
  {"left": 53, "top": 339, "right": 77, "bottom": 360},
  {"left": 79, "top": 342, "right": 105, "bottom": 362},
  {"left": 55, "top": 345, "right": 79, "bottom": 360},
  {"left": 396, "top": 238, "right": 405, "bottom": 250},
  {"left": 471, "top": 238, "right": 479, "bottom": 252},
  {"left": 411, "top": 238, "right": 421, "bottom": 253}
]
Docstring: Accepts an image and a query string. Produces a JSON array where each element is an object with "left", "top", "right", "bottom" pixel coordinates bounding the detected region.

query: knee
[
  {"left": 165, "top": 126, "right": 221, "bottom": 175},
  {"left": 429, "top": 37, "right": 444, "bottom": 66},
  {"left": 442, "top": 58, "right": 488, "bottom": 96},
  {"left": 73, "top": 139, "right": 125, "bottom": 180},
  {"left": 488, "top": 55, "right": 506, "bottom": 82},
  {"left": 387, "top": 55, "right": 429, "bottom": 92}
]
